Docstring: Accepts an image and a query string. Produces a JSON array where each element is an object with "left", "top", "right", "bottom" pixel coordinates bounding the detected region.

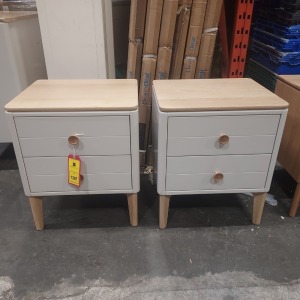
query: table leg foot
[
  {"left": 159, "top": 195, "right": 170, "bottom": 229},
  {"left": 289, "top": 183, "right": 300, "bottom": 217},
  {"left": 127, "top": 193, "right": 138, "bottom": 226},
  {"left": 252, "top": 192, "right": 266, "bottom": 225},
  {"left": 28, "top": 197, "right": 44, "bottom": 230}
]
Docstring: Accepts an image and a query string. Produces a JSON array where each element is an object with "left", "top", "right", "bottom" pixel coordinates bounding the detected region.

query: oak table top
[
  {"left": 5, "top": 79, "right": 138, "bottom": 112},
  {"left": 278, "top": 75, "right": 300, "bottom": 91},
  {"left": 153, "top": 78, "right": 288, "bottom": 112}
]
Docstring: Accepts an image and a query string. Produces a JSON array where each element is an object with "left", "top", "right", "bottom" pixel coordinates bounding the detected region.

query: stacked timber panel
[
  {"left": 127, "top": 0, "right": 223, "bottom": 166},
  {"left": 127, "top": 0, "right": 147, "bottom": 80},
  {"left": 139, "top": 0, "right": 163, "bottom": 154},
  {"left": 170, "top": 0, "right": 192, "bottom": 78},
  {"left": 195, "top": 0, "right": 223, "bottom": 78},
  {"left": 156, "top": 0, "right": 178, "bottom": 80},
  {"left": 181, "top": 0, "right": 206, "bottom": 78}
]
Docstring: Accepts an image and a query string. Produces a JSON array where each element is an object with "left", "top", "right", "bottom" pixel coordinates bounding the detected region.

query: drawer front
[
  {"left": 20, "top": 136, "right": 130, "bottom": 157},
  {"left": 168, "top": 115, "right": 280, "bottom": 137},
  {"left": 25, "top": 155, "right": 132, "bottom": 193},
  {"left": 167, "top": 154, "right": 271, "bottom": 174},
  {"left": 24, "top": 156, "right": 131, "bottom": 176},
  {"left": 167, "top": 135, "right": 276, "bottom": 156},
  {"left": 28, "top": 173, "right": 132, "bottom": 193},
  {"left": 15, "top": 116, "right": 130, "bottom": 138},
  {"left": 166, "top": 172, "right": 267, "bottom": 191}
]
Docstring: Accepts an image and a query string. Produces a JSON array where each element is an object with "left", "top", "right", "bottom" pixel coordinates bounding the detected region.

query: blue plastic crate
[
  {"left": 254, "top": 28, "right": 300, "bottom": 51},
  {"left": 256, "top": 19, "right": 300, "bottom": 38},
  {"left": 255, "top": 0, "right": 281, "bottom": 8},
  {"left": 281, "top": 1, "right": 300, "bottom": 10},
  {"left": 251, "top": 40, "right": 300, "bottom": 74},
  {"left": 258, "top": 8, "right": 300, "bottom": 25},
  {"left": 281, "top": 0, "right": 300, "bottom": 5},
  {"left": 277, "top": 9, "right": 300, "bottom": 24},
  {"left": 245, "top": 59, "right": 278, "bottom": 92}
]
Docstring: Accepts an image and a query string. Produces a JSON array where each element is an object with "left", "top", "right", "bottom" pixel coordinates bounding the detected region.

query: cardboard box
[
  {"left": 181, "top": 56, "right": 197, "bottom": 78},
  {"left": 159, "top": 0, "right": 179, "bottom": 47},
  {"left": 128, "top": 0, "right": 148, "bottom": 41},
  {"left": 185, "top": 0, "right": 207, "bottom": 57},
  {"left": 135, "top": 41, "right": 143, "bottom": 81},
  {"left": 127, "top": 39, "right": 143, "bottom": 80},
  {"left": 170, "top": 0, "right": 191, "bottom": 79},
  {"left": 195, "top": 32, "right": 217, "bottom": 79},
  {"left": 276, "top": 76, "right": 300, "bottom": 182},
  {"left": 155, "top": 47, "right": 172, "bottom": 79},
  {"left": 194, "top": 0, "right": 222, "bottom": 78},
  {"left": 203, "top": 0, "right": 223, "bottom": 30},
  {"left": 143, "top": 0, "right": 164, "bottom": 55},
  {"left": 139, "top": 104, "right": 152, "bottom": 150},
  {"left": 139, "top": 56, "right": 157, "bottom": 106},
  {"left": 113, "top": 1, "right": 131, "bottom": 66}
]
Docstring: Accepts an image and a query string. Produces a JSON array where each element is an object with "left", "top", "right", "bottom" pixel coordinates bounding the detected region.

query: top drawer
[
  {"left": 168, "top": 115, "right": 280, "bottom": 137},
  {"left": 14, "top": 116, "right": 130, "bottom": 138},
  {"left": 14, "top": 116, "right": 131, "bottom": 157},
  {"left": 167, "top": 114, "right": 280, "bottom": 156}
]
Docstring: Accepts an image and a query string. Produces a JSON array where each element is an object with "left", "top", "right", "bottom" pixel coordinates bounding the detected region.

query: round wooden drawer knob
[
  {"left": 219, "top": 134, "right": 229, "bottom": 145},
  {"left": 214, "top": 172, "right": 224, "bottom": 183},
  {"left": 68, "top": 135, "right": 79, "bottom": 145}
]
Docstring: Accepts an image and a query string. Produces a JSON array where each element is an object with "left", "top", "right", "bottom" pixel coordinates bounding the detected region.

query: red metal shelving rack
[{"left": 220, "top": 0, "right": 254, "bottom": 78}]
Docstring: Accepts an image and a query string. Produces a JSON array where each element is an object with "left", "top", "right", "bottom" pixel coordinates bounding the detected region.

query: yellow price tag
[{"left": 68, "top": 155, "right": 81, "bottom": 186}]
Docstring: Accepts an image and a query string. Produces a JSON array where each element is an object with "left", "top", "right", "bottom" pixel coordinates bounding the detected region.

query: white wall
[{"left": 36, "top": 0, "right": 115, "bottom": 79}]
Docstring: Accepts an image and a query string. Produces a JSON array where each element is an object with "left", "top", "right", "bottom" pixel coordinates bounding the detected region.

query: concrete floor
[{"left": 0, "top": 143, "right": 300, "bottom": 299}]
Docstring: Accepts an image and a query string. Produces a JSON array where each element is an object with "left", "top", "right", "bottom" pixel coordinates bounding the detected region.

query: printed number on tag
[{"left": 68, "top": 155, "right": 81, "bottom": 186}]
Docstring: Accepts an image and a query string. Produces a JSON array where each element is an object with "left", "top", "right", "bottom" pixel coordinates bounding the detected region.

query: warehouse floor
[{"left": 0, "top": 143, "right": 300, "bottom": 299}]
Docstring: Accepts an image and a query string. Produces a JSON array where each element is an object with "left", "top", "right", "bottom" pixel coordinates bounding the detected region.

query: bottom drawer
[
  {"left": 24, "top": 156, "right": 132, "bottom": 193},
  {"left": 167, "top": 155, "right": 271, "bottom": 174},
  {"left": 166, "top": 172, "right": 268, "bottom": 191},
  {"left": 28, "top": 173, "right": 132, "bottom": 193},
  {"left": 24, "top": 156, "right": 131, "bottom": 176}
]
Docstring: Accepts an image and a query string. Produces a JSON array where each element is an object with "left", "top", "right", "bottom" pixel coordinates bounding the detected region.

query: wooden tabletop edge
[
  {"left": 158, "top": 104, "right": 289, "bottom": 112},
  {"left": 5, "top": 105, "right": 139, "bottom": 113},
  {"left": 0, "top": 11, "right": 38, "bottom": 23}
]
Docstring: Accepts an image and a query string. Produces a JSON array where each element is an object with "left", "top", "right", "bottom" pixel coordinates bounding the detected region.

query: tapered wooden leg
[
  {"left": 127, "top": 193, "right": 138, "bottom": 226},
  {"left": 159, "top": 195, "right": 170, "bottom": 229},
  {"left": 289, "top": 183, "right": 300, "bottom": 217},
  {"left": 252, "top": 193, "right": 266, "bottom": 225},
  {"left": 28, "top": 197, "right": 44, "bottom": 230}
]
